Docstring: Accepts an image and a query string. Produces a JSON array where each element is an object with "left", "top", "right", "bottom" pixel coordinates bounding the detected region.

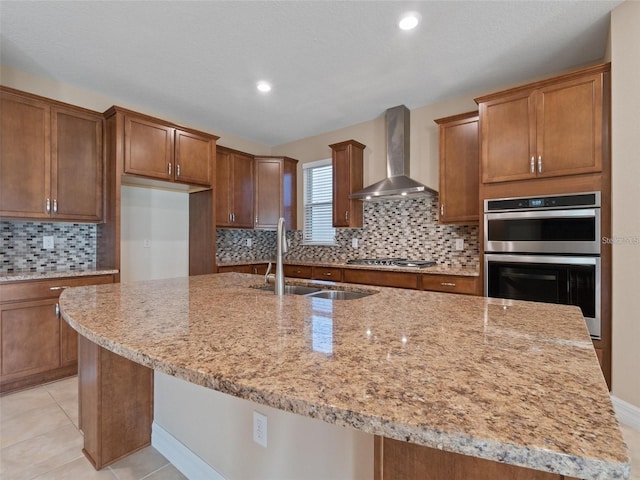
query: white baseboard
[
  {"left": 611, "top": 395, "right": 640, "bottom": 431},
  {"left": 152, "top": 422, "right": 226, "bottom": 480}
]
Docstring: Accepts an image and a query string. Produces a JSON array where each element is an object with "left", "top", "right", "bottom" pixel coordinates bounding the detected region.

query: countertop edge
[{"left": 0, "top": 269, "right": 120, "bottom": 283}]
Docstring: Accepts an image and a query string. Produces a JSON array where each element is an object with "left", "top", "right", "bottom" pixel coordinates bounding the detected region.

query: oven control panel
[{"left": 485, "top": 192, "right": 600, "bottom": 212}]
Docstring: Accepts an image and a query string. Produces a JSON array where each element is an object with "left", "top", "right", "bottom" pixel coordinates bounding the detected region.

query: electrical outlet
[
  {"left": 143, "top": 239, "right": 151, "bottom": 248},
  {"left": 352, "top": 238, "right": 359, "bottom": 248},
  {"left": 43, "top": 236, "right": 54, "bottom": 250},
  {"left": 246, "top": 238, "right": 252, "bottom": 247},
  {"left": 455, "top": 239, "right": 464, "bottom": 251},
  {"left": 253, "top": 411, "right": 268, "bottom": 448}
]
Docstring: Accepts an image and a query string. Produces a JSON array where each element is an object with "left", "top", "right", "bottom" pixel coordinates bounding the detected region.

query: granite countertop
[
  {"left": 217, "top": 259, "right": 480, "bottom": 277},
  {"left": 0, "top": 268, "right": 120, "bottom": 283},
  {"left": 59, "top": 273, "right": 629, "bottom": 479}
]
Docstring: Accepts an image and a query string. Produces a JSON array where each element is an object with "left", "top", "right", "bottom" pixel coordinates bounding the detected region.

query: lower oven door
[{"left": 484, "top": 254, "right": 600, "bottom": 339}]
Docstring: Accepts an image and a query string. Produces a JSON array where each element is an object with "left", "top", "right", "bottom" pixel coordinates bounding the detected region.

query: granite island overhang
[{"left": 59, "top": 272, "right": 630, "bottom": 479}]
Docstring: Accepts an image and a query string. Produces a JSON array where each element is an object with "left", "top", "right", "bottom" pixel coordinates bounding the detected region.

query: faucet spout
[{"left": 275, "top": 217, "right": 287, "bottom": 295}]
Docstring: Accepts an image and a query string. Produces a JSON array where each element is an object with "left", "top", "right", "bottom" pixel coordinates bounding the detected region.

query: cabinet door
[
  {"left": 125, "top": 116, "right": 174, "bottom": 181},
  {"left": 536, "top": 73, "right": 603, "bottom": 177},
  {"left": 480, "top": 90, "right": 536, "bottom": 183},
  {"left": 60, "top": 311, "right": 78, "bottom": 367},
  {"left": 51, "top": 107, "right": 104, "bottom": 221},
  {"left": 331, "top": 141, "right": 364, "bottom": 228},
  {"left": 0, "top": 92, "right": 51, "bottom": 218},
  {"left": 175, "top": 129, "right": 212, "bottom": 186},
  {"left": 437, "top": 113, "right": 479, "bottom": 223},
  {"left": 254, "top": 158, "right": 282, "bottom": 229},
  {"left": 231, "top": 152, "right": 255, "bottom": 228},
  {"left": 0, "top": 299, "right": 60, "bottom": 382},
  {"left": 215, "top": 149, "right": 233, "bottom": 226}
]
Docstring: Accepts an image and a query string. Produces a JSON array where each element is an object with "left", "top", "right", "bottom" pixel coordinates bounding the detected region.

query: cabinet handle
[
  {"left": 49, "top": 286, "right": 70, "bottom": 291},
  {"left": 53, "top": 199, "right": 58, "bottom": 213},
  {"left": 168, "top": 163, "right": 172, "bottom": 175},
  {"left": 537, "top": 156, "right": 542, "bottom": 173},
  {"left": 55, "top": 303, "right": 60, "bottom": 316},
  {"left": 345, "top": 210, "right": 349, "bottom": 222},
  {"left": 440, "top": 204, "right": 445, "bottom": 217},
  {"left": 255, "top": 215, "right": 258, "bottom": 224},
  {"left": 530, "top": 156, "right": 535, "bottom": 174},
  {"left": 232, "top": 213, "right": 235, "bottom": 222},
  {"left": 176, "top": 164, "right": 181, "bottom": 177},
  {"left": 440, "top": 282, "right": 456, "bottom": 287},
  {"left": 46, "top": 198, "right": 51, "bottom": 213},
  {"left": 324, "top": 272, "right": 332, "bottom": 276}
]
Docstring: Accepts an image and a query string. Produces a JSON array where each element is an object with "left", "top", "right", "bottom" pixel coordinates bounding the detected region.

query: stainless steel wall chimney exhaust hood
[{"left": 349, "top": 105, "right": 437, "bottom": 201}]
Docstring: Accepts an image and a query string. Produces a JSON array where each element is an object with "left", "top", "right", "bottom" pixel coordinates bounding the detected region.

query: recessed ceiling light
[
  {"left": 398, "top": 12, "right": 420, "bottom": 31},
  {"left": 256, "top": 81, "right": 272, "bottom": 93}
]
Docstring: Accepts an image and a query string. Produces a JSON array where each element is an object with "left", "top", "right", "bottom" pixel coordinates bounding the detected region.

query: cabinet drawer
[
  {"left": 217, "top": 265, "right": 252, "bottom": 274},
  {"left": 312, "top": 267, "right": 342, "bottom": 282},
  {"left": 284, "top": 265, "right": 312, "bottom": 279},
  {"left": 343, "top": 269, "right": 419, "bottom": 289},
  {"left": 0, "top": 274, "right": 115, "bottom": 303},
  {"left": 421, "top": 274, "right": 479, "bottom": 295}
]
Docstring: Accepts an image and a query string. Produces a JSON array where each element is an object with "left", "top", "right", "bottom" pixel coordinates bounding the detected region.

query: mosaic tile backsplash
[
  {"left": 217, "top": 196, "right": 479, "bottom": 268},
  {"left": 1, "top": 221, "right": 97, "bottom": 274}
]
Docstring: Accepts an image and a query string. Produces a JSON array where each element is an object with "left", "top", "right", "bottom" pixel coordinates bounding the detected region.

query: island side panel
[
  {"left": 79, "top": 335, "right": 154, "bottom": 469},
  {"left": 374, "top": 437, "right": 580, "bottom": 480}
]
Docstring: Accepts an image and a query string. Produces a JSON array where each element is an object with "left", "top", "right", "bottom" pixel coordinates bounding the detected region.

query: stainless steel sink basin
[
  {"left": 256, "top": 285, "right": 323, "bottom": 295},
  {"left": 307, "top": 290, "right": 373, "bottom": 300}
]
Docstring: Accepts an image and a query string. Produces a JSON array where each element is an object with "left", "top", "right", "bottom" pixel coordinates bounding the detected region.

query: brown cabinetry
[
  {"left": 312, "top": 266, "right": 342, "bottom": 282},
  {"left": 254, "top": 156, "right": 298, "bottom": 229},
  {"left": 1, "top": 87, "right": 103, "bottom": 222},
  {"left": 0, "top": 274, "right": 114, "bottom": 394},
  {"left": 435, "top": 112, "right": 479, "bottom": 224},
  {"left": 477, "top": 64, "right": 607, "bottom": 184},
  {"left": 343, "top": 269, "right": 419, "bottom": 289},
  {"left": 216, "top": 146, "right": 254, "bottom": 228},
  {"left": 330, "top": 140, "right": 365, "bottom": 228},
  {"left": 283, "top": 264, "right": 312, "bottom": 279},
  {"left": 422, "top": 273, "right": 479, "bottom": 295},
  {"left": 124, "top": 112, "right": 214, "bottom": 187}
]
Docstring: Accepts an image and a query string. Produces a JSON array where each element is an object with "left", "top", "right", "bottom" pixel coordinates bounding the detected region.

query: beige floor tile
[
  {"left": 0, "top": 423, "right": 83, "bottom": 480},
  {"left": 44, "top": 376, "right": 78, "bottom": 404},
  {"left": 143, "top": 464, "right": 188, "bottom": 480},
  {"left": 0, "top": 401, "right": 71, "bottom": 448},
  {"left": 108, "top": 446, "right": 169, "bottom": 480},
  {"left": 0, "top": 385, "right": 56, "bottom": 419},
  {"left": 621, "top": 423, "right": 640, "bottom": 480},
  {"left": 30, "top": 456, "right": 118, "bottom": 480},
  {"left": 56, "top": 396, "right": 80, "bottom": 429}
]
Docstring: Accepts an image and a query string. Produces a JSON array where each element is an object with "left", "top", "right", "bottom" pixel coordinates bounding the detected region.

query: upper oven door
[{"left": 484, "top": 208, "right": 600, "bottom": 254}]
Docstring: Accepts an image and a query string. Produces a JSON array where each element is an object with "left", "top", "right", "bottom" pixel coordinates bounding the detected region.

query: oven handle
[
  {"left": 484, "top": 208, "right": 599, "bottom": 221},
  {"left": 483, "top": 254, "right": 599, "bottom": 266}
]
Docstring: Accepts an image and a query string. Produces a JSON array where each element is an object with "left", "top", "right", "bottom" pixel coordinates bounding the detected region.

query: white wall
[
  {"left": 120, "top": 185, "right": 189, "bottom": 282},
  {"left": 610, "top": 0, "right": 640, "bottom": 410},
  {"left": 154, "top": 372, "right": 373, "bottom": 480}
]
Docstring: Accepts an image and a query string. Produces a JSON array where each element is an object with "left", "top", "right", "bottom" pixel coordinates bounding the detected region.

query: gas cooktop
[{"left": 346, "top": 258, "right": 436, "bottom": 268}]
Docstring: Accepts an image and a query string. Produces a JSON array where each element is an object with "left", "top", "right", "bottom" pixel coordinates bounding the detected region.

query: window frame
[{"left": 302, "top": 158, "right": 337, "bottom": 246}]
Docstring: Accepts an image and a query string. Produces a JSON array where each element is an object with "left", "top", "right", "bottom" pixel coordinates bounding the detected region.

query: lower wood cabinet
[
  {"left": 0, "top": 274, "right": 114, "bottom": 394},
  {"left": 375, "top": 436, "right": 578, "bottom": 480},
  {"left": 343, "top": 269, "right": 419, "bottom": 289},
  {"left": 283, "top": 264, "right": 312, "bottom": 278},
  {"left": 312, "top": 266, "right": 343, "bottom": 282},
  {"left": 421, "top": 274, "right": 479, "bottom": 295}
]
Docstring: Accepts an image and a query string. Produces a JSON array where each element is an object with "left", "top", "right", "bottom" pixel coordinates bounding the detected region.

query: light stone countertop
[
  {"left": 217, "top": 259, "right": 480, "bottom": 277},
  {"left": 59, "top": 273, "right": 629, "bottom": 479},
  {"left": 0, "top": 268, "right": 120, "bottom": 283}
]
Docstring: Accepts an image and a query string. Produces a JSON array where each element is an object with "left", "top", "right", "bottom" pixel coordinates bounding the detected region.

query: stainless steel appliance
[
  {"left": 484, "top": 192, "right": 601, "bottom": 339},
  {"left": 347, "top": 258, "right": 436, "bottom": 268}
]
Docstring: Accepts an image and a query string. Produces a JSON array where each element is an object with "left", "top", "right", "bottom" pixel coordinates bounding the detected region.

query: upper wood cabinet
[
  {"left": 330, "top": 140, "right": 365, "bottom": 228},
  {"left": 216, "top": 146, "right": 254, "bottom": 228},
  {"left": 123, "top": 112, "right": 215, "bottom": 187},
  {"left": 434, "top": 112, "right": 479, "bottom": 224},
  {"left": 476, "top": 64, "right": 608, "bottom": 184},
  {"left": 254, "top": 156, "right": 298, "bottom": 230},
  {"left": 0, "top": 87, "right": 103, "bottom": 222}
]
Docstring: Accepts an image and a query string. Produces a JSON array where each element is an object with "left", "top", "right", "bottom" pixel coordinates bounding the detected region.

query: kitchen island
[{"left": 59, "top": 273, "right": 630, "bottom": 479}]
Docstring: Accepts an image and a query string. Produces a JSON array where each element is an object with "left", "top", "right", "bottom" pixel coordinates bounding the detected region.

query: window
[{"left": 303, "top": 159, "right": 336, "bottom": 245}]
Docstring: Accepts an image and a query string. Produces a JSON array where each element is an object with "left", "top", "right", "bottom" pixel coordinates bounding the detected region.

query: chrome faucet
[{"left": 275, "top": 217, "right": 287, "bottom": 295}]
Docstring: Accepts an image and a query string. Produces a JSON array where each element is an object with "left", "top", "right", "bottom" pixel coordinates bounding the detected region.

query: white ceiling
[{"left": 0, "top": 1, "right": 620, "bottom": 146}]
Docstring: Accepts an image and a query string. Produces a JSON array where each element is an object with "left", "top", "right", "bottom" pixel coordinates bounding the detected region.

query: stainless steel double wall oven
[{"left": 484, "top": 192, "right": 601, "bottom": 339}]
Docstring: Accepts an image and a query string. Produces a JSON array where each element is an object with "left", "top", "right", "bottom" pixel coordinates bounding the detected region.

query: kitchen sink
[
  {"left": 307, "top": 290, "right": 373, "bottom": 300},
  {"left": 255, "top": 284, "right": 323, "bottom": 295}
]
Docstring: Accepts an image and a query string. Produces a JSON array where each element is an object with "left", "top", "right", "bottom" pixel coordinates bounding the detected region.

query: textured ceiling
[{"left": 0, "top": 1, "right": 620, "bottom": 146}]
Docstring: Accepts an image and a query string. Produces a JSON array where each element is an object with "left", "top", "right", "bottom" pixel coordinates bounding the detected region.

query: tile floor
[
  {"left": 1, "top": 376, "right": 639, "bottom": 480},
  {"left": 0, "top": 376, "right": 186, "bottom": 480}
]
